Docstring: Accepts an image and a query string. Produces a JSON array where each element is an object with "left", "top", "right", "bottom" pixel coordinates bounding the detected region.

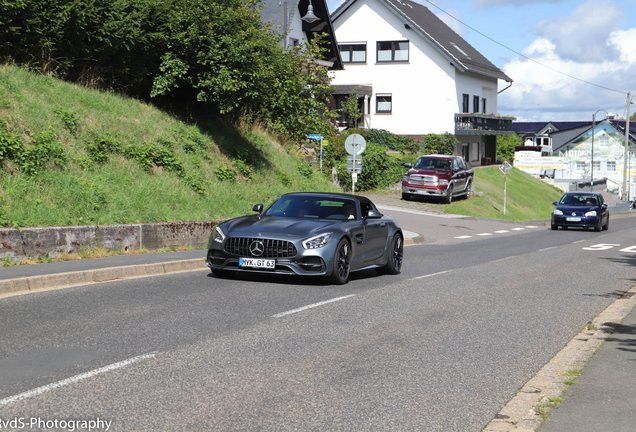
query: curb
[
  {"left": 482, "top": 284, "right": 636, "bottom": 431},
  {"left": 0, "top": 258, "right": 208, "bottom": 298}
]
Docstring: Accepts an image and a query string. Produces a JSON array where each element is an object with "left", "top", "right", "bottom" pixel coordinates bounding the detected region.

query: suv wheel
[{"left": 445, "top": 184, "right": 454, "bottom": 204}]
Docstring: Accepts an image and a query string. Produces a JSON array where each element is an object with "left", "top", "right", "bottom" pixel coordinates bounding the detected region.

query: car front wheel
[
  {"left": 603, "top": 216, "right": 609, "bottom": 230},
  {"left": 330, "top": 238, "right": 351, "bottom": 284},
  {"left": 445, "top": 184, "right": 454, "bottom": 204},
  {"left": 464, "top": 179, "right": 472, "bottom": 199},
  {"left": 383, "top": 234, "right": 403, "bottom": 275}
]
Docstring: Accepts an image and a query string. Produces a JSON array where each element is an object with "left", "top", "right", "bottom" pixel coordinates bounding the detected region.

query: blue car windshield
[
  {"left": 559, "top": 194, "right": 598, "bottom": 206},
  {"left": 265, "top": 196, "right": 357, "bottom": 220}
]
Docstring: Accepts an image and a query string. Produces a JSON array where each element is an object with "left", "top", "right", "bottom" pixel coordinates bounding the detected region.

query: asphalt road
[{"left": 1, "top": 212, "right": 635, "bottom": 431}]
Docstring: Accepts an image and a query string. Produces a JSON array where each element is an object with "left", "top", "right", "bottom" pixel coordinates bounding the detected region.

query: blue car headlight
[
  {"left": 553, "top": 209, "right": 563, "bottom": 216},
  {"left": 585, "top": 210, "right": 597, "bottom": 217},
  {"left": 213, "top": 225, "right": 226, "bottom": 243},
  {"left": 303, "top": 232, "right": 333, "bottom": 249}
]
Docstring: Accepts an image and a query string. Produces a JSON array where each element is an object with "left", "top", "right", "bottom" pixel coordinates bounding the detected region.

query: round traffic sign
[{"left": 345, "top": 134, "right": 367, "bottom": 156}]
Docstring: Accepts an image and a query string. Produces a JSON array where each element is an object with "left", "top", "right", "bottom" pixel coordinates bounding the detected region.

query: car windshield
[
  {"left": 265, "top": 196, "right": 357, "bottom": 220},
  {"left": 559, "top": 194, "right": 598, "bottom": 206},
  {"left": 414, "top": 157, "right": 451, "bottom": 171}
]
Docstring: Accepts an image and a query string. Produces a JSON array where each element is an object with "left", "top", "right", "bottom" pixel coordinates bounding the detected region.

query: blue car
[{"left": 551, "top": 192, "right": 609, "bottom": 231}]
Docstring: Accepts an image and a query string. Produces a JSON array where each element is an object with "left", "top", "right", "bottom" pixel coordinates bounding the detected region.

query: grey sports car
[{"left": 206, "top": 192, "right": 404, "bottom": 284}]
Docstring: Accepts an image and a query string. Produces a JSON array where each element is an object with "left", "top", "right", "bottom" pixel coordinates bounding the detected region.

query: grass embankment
[
  {"left": 446, "top": 166, "right": 564, "bottom": 221},
  {"left": 0, "top": 64, "right": 337, "bottom": 228}
]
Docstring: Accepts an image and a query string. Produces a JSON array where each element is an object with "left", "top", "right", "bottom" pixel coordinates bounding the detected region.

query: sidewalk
[{"left": 539, "top": 300, "right": 636, "bottom": 432}]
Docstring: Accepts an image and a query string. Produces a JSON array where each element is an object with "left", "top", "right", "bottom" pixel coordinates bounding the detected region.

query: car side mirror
[
  {"left": 602, "top": 203, "right": 608, "bottom": 209},
  {"left": 252, "top": 204, "right": 263, "bottom": 213},
  {"left": 404, "top": 163, "right": 412, "bottom": 168},
  {"left": 552, "top": 202, "right": 557, "bottom": 206},
  {"left": 366, "top": 209, "right": 383, "bottom": 219}
]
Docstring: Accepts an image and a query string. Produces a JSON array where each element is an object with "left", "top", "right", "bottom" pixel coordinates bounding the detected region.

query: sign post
[
  {"left": 306, "top": 134, "right": 323, "bottom": 174},
  {"left": 500, "top": 161, "right": 513, "bottom": 215},
  {"left": 345, "top": 134, "right": 366, "bottom": 194}
]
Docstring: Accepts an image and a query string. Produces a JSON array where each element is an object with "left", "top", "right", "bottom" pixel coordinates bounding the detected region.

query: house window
[
  {"left": 599, "top": 136, "right": 609, "bottom": 147},
  {"left": 290, "top": 38, "right": 300, "bottom": 49},
  {"left": 473, "top": 96, "right": 479, "bottom": 113},
  {"left": 462, "top": 94, "right": 469, "bottom": 113},
  {"left": 376, "top": 94, "right": 392, "bottom": 113},
  {"left": 592, "top": 161, "right": 601, "bottom": 171},
  {"left": 607, "top": 161, "right": 616, "bottom": 171},
  {"left": 339, "top": 43, "right": 366, "bottom": 63},
  {"left": 481, "top": 98, "right": 487, "bottom": 114},
  {"left": 377, "top": 41, "right": 409, "bottom": 62},
  {"left": 576, "top": 161, "right": 586, "bottom": 171}
]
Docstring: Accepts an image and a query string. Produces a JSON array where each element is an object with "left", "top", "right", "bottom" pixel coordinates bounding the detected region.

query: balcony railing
[{"left": 455, "top": 113, "right": 515, "bottom": 135}]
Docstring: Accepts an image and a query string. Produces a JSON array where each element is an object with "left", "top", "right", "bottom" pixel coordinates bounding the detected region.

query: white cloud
[
  {"left": 533, "top": 0, "right": 624, "bottom": 62},
  {"left": 497, "top": 0, "right": 636, "bottom": 121},
  {"left": 499, "top": 32, "right": 636, "bottom": 121}
]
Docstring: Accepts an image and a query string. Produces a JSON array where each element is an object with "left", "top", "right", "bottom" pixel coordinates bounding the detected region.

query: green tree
[
  {"left": 497, "top": 133, "right": 522, "bottom": 163},
  {"left": 422, "top": 132, "right": 457, "bottom": 155},
  {"left": 341, "top": 88, "right": 362, "bottom": 128},
  {"left": 151, "top": 0, "right": 336, "bottom": 140}
]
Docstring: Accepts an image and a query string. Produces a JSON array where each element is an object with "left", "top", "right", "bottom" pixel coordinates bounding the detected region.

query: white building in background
[{"left": 330, "top": 0, "right": 515, "bottom": 164}]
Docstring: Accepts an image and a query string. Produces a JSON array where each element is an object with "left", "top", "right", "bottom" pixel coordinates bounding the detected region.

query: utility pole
[{"left": 623, "top": 92, "right": 632, "bottom": 200}]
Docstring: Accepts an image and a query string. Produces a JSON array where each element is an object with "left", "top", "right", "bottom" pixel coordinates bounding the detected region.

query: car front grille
[
  {"left": 409, "top": 175, "right": 437, "bottom": 186},
  {"left": 224, "top": 237, "right": 298, "bottom": 258}
]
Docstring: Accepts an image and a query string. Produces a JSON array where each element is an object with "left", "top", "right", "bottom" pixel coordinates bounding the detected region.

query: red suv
[{"left": 401, "top": 155, "right": 474, "bottom": 203}]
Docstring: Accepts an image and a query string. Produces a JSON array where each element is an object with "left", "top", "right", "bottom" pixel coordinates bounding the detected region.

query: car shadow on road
[{"left": 205, "top": 268, "right": 384, "bottom": 286}]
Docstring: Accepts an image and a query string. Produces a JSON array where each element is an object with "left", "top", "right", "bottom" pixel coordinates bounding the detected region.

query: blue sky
[{"left": 326, "top": 0, "right": 636, "bottom": 122}]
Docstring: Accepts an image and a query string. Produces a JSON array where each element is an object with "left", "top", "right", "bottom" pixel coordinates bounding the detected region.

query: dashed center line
[
  {"left": 410, "top": 270, "right": 452, "bottom": 280},
  {"left": 455, "top": 225, "right": 540, "bottom": 239},
  {"left": 272, "top": 295, "right": 356, "bottom": 318},
  {"left": 0, "top": 352, "right": 157, "bottom": 406}
]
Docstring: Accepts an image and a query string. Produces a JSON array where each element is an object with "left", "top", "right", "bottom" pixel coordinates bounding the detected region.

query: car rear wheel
[
  {"left": 330, "top": 238, "right": 351, "bottom": 285},
  {"left": 445, "top": 184, "right": 454, "bottom": 204},
  {"left": 383, "top": 233, "right": 403, "bottom": 275}
]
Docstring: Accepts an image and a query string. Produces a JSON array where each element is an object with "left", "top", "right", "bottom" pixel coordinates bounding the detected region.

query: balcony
[{"left": 455, "top": 113, "right": 515, "bottom": 136}]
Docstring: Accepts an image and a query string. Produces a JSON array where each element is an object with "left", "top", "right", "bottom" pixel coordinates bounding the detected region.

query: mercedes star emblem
[{"left": 249, "top": 241, "right": 264, "bottom": 257}]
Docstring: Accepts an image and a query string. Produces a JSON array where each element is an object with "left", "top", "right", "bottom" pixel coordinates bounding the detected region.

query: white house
[{"left": 330, "top": 0, "right": 514, "bottom": 164}]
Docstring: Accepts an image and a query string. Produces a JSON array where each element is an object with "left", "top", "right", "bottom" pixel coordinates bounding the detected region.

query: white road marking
[
  {"left": 494, "top": 230, "right": 509, "bottom": 233},
  {"left": 572, "top": 240, "right": 587, "bottom": 244},
  {"left": 0, "top": 352, "right": 157, "bottom": 406},
  {"left": 455, "top": 235, "right": 472, "bottom": 239},
  {"left": 538, "top": 247, "right": 557, "bottom": 252},
  {"left": 511, "top": 228, "right": 525, "bottom": 231},
  {"left": 477, "top": 233, "right": 493, "bottom": 236},
  {"left": 410, "top": 270, "right": 452, "bottom": 280},
  {"left": 493, "top": 256, "right": 516, "bottom": 263},
  {"left": 525, "top": 226, "right": 539, "bottom": 228},
  {"left": 272, "top": 295, "right": 355, "bottom": 318}
]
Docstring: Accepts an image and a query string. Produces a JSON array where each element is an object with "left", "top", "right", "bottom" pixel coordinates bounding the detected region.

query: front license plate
[
  {"left": 566, "top": 217, "right": 581, "bottom": 222},
  {"left": 239, "top": 258, "right": 275, "bottom": 269}
]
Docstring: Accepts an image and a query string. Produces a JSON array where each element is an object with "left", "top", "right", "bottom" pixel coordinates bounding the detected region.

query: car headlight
[
  {"left": 553, "top": 209, "right": 563, "bottom": 215},
  {"left": 303, "top": 232, "right": 333, "bottom": 249},
  {"left": 403, "top": 175, "right": 410, "bottom": 182},
  {"left": 213, "top": 225, "right": 226, "bottom": 243},
  {"left": 438, "top": 178, "right": 449, "bottom": 185},
  {"left": 585, "top": 211, "right": 597, "bottom": 217}
]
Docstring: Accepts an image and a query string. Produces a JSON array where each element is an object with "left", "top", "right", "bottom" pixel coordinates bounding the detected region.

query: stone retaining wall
[{"left": 0, "top": 221, "right": 217, "bottom": 261}]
